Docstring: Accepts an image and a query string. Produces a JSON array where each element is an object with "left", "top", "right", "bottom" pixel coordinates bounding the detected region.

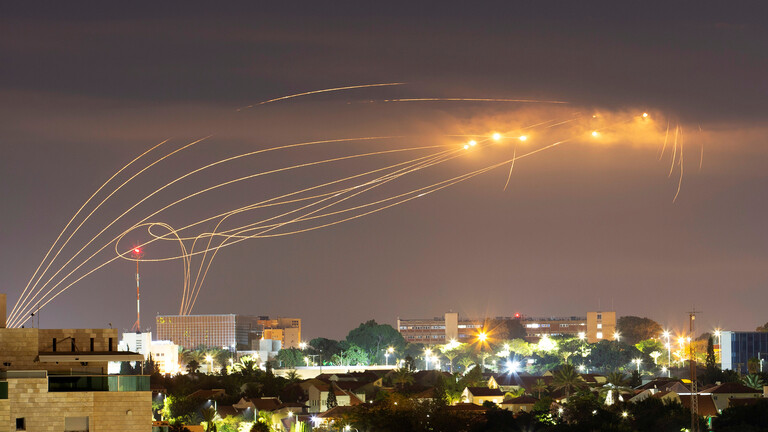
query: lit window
[
  {"left": 596, "top": 332, "right": 603, "bottom": 339},
  {"left": 597, "top": 324, "right": 602, "bottom": 329}
]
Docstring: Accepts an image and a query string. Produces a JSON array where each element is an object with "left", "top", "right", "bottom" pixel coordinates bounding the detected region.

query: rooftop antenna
[
  {"left": 131, "top": 247, "right": 144, "bottom": 333},
  {"left": 689, "top": 308, "right": 702, "bottom": 432}
]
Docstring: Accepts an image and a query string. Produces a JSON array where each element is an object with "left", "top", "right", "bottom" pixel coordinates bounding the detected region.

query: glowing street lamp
[
  {"left": 492, "top": 132, "right": 502, "bottom": 141},
  {"left": 613, "top": 331, "right": 621, "bottom": 341},
  {"left": 424, "top": 349, "right": 433, "bottom": 370},
  {"left": 385, "top": 347, "right": 394, "bottom": 366},
  {"left": 578, "top": 332, "right": 586, "bottom": 341},
  {"left": 304, "top": 356, "right": 310, "bottom": 367},
  {"left": 477, "top": 332, "right": 488, "bottom": 343},
  {"left": 299, "top": 341, "right": 307, "bottom": 350},
  {"left": 205, "top": 354, "right": 214, "bottom": 374},
  {"left": 632, "top": 358, "right": 642, "bottom": 373}
]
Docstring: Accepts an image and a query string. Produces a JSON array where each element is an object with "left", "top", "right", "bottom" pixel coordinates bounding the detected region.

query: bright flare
[
  {"left": 519, "top": 135, "right": 527, "bottom": 141},
  {"left": 591, "top": 131, "right": 599, "bottom": 137},
  {"left": 492, "top": 133, "right": 502, "bottom": 141},
  {"left": 469, "top": 140, "right": 477, "bottom": 146}
]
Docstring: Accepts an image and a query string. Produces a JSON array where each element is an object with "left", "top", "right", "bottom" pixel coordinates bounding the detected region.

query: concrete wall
[
  {"left": 4, "top": 378, "right": 150, "bottom": 432},
  {"left": 445, "top": 312, "right": 459, "bottom": 342}
]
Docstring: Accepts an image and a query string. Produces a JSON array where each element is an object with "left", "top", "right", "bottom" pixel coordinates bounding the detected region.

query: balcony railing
[{"left": 48, "top": 375, "right": 149, "bottom": 392}]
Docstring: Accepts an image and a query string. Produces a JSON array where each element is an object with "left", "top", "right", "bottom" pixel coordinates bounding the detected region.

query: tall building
[
  {"left": 0, "top": 293, "right": 151, "bottom": 431},
  {"left": 397, "top": 311, "right": 616, "bottom": 345},
  {"left": 156, "top": 314, "right": 260, "bottom": 350},
  {"left": 720, "top": 331, "right": 768, "bottom": 374},
  {"left": 585, "top": 311, "right": 617, "bottom": 343},
  {"left": 156, "top": 314, "right": 302, "bottom": 350},
  {"left": 258, "top": 317, "right": 302, "bottom": 349}
]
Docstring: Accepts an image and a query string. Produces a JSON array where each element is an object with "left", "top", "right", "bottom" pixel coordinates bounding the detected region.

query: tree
[
  {"left": 186, "top": 360, "right": 201, "bottom": 375},
  {"left": 706, "top": 336, "right": 716, "bottom": 369},
  {"left": 532, "top": 378, "right": 548, "bottom": 399},
  {"left": 551, "top": 364, "right": 584, "bottom": 399},
  {"left": 617, "top": 316, "right": 663, "bottom": 345},
  {"left": 741, "top": 374, "right": 765, "bottom": 390},
  {"left": 748, "top": 357, "right": 760, "bottom": 374},
  {"left": 276, "top": 348, "right": 305, "bottom": 368},
  {"left": 200, "top": 406, "right": 218, "bottom": 432},
  {"left": 308, "top": 338, "right": 343, "bottom": 359},
  {"left": 587, "top": 340, "right": 643, "bottom": 372},
  {"left": 346, "top": 320, "right": 406, "bottom": 364},
  {"left": 391, "top": 368, "right": 414, "bottom": 391},
  {"left": 326, "top": 382, "right": 338, "bottom": 409},
  {"left": 756, "top": 322, "right": 768, "bottom": 332},
  {"left": 489, "top": 318, "right": 527, "bottom": 340}
]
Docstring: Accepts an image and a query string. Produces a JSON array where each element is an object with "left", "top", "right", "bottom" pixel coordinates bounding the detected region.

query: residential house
[
  {"left": 462, "top": 387, "right": 505, "bottom": 405},
  {"left": 501, "top": 395, "right": 538, "bottom": 412}
]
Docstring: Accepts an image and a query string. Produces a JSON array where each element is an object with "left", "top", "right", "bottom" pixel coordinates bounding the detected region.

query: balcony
[{"left": 48, "top": 375, "right": 149, "bottom": 392}]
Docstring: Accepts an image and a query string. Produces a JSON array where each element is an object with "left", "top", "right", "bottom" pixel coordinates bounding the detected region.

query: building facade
[
  {"left": 156, "top": 314, "right": 302, "bottom": 350},
  {"left": 720, "top": 331, "right": 768, "bottom": 373},
  {"left": 397, "top": 311, "right": 616, "bottom": 345},
  {"left": 0, "top": 293, "right": 151, "bottom": 431},
  {"left": 118, "top": 332, "right": 180, "bottom": 375}
]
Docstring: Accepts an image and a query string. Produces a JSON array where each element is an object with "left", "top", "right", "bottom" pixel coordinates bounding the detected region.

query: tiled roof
[
  {"left": 189, "top": 389, "right": 227, "bottom": 399},
  {"left": 465, "top": 387, "right": 504, "bottom": 397},
  {"left": 445, "top": 403, "right": 487, "bottom": 412},
  {"left": 705, "top": 382, "right": 762, "bottom": 394},
  {"left": 316, "top": 405, "right": 356, "bottom": 418},
  {"left": 502, "top": 395, "right": 538, "bottom": 405},
  {"left": 679, "top": 395, "right": 718, "bottom": 417}
]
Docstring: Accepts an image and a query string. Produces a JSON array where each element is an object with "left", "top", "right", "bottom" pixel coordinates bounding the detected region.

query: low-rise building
[
  {"left": 397, "top": 311, "right": 616, "bottom": 345},
  {"left": 0, "top": 293, "right": 151, "bottom": 431},
  {"left": 118, "top": 332, "right": 180, "bottom": 375},
  {"left": 461, "top": 387, "right": 505, "bottom": 405}
]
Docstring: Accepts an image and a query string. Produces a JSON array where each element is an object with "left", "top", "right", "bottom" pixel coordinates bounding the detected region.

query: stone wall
[{"left": 3, "top": 378, "right": 150, "bottom": 432}]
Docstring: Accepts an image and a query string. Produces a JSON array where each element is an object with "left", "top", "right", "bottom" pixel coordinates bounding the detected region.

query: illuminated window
[
  {"left": 597, "top": 324, "right": 602, "bottom": 329},
  {"left": 596, "top": 332, "right": 603, "bottom": 339}
]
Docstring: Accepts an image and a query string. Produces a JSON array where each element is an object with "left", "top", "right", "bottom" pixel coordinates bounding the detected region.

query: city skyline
[{"left": 2, "top": 2, "right": 767, "bottom": 340}]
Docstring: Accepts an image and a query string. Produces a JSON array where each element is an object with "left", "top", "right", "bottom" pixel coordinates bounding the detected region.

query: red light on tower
[
  {"left": 514, "top": 313, "right": 521, "bottom": 318},
  {"left": 133, "top": 248, "right": 141, "bottom": 254}
]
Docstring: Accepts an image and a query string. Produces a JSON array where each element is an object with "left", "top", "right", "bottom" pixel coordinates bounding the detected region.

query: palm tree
[
  {"left": 742, "top": 374, "right": 765, "bottom": 390},
  {"left": 552, "top": 364, "right": 584, "bottom": 399},
  {"left": 532, "top": 378, "right": 549, "bottom": 399},
  {"left": 458, "top": 357, "right": 475, "bottom": 373},
  {"left": 200, "top": 406, "right": 219, "bottom": 432},
  {"left": 392, "top": 368, "right": 415, "bottom": 390},
  {"left": 600, "top": 372, "right": 630, "bottom": 405},
  {"left": 442, "top": 349, "right": 459, "bottom": 373},
  {"left": 285, "top": 369, "right": 300, "bottom": 384},
  {"left": 186, "top": 359, "right": 201, "bottom": 375}
]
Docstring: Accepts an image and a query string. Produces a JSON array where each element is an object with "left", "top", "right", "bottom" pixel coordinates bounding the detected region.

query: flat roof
[{"left": 38, "top": 351, "right": 144, "bottom": 362}]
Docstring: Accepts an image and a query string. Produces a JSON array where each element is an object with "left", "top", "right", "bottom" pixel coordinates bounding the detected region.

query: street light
[
  {"left": 632, "top": 358, "right": 642, "bottom": 373},
  {"left": 613, "top": 331, "right": 621, "bottom": 341},
  {"left": 385, "top": 347, "right": 394, "bottom": 366},
  {"left": 304, "top": 356, "right": 310, "bottom": 367},
  {"left": 205, "top": 354, "right": 214, "bottom": 374},
  {"left": 299, "top": 341, "right": 307, "bottom": 350},
  {"left": 424, "top": 349, "right": 432, "bottom": 370},
  {"left": 662, "top": 330, "right": 671, "bottom": 376},
  {"left": 578, "top": 332, "right": 586, "bottom": 341}
]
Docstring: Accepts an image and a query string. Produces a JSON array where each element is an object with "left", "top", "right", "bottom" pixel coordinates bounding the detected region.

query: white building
[{"left": 117, "top": 331, "right": 179, "bottom": 375}]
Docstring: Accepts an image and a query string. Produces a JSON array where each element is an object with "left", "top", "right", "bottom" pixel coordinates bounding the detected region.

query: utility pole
[
  {"left": 689, "top": 310, "right": 701, "bottom": 432},
  {"left": 131, "top": 247, "right": 143, "bottom": 332}
]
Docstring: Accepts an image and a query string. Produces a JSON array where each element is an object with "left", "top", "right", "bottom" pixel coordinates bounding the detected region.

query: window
[
  {"left": 15, "top": 418, "right": 25, "bottom": 430},
  {"left": 596, "top": 332, "right": 603, "bottom": 339},
  {"left": 597, "top": 314, "right": 602, "bottom": 320},
  {"left": 52, "top": 338, "right": 57, "bottom": 352},
  {"left": 65, "top": 416, "right": 89, "bottom": 431},
  {"left": 597, "top": 324, "right": 602, "bottom": 329},
  {"left": 90, "top": 338, "right": 95, "bottom": 351}
]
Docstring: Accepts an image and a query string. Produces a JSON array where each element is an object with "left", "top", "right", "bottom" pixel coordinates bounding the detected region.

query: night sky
[{"left": 1, "top": 2, "right": 766, "bottom": 339}]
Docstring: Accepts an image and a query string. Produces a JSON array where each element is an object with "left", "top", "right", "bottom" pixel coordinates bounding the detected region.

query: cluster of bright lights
[{"left": 463, "top": 133, "right": 527, "bottom": 150}]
